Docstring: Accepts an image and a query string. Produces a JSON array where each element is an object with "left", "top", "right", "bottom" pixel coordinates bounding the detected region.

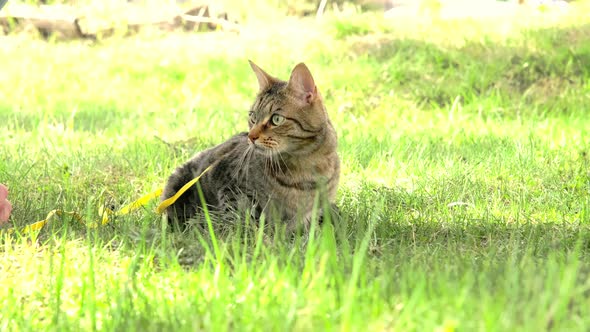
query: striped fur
[{"left": 161, "top": 61, "right": 340, "bottom": 231}]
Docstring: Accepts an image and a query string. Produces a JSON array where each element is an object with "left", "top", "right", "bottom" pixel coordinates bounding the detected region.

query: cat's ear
[
  {"left": 288, "top": 63, "right": 317, "bottom": 105},
  {"left": 249, "top": 60, "right": 276, "bottom": 92}
]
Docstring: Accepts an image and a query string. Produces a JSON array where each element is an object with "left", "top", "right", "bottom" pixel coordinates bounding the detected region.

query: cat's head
[{"left": 247, "top": 61, "right": 329, "bottom": 155}]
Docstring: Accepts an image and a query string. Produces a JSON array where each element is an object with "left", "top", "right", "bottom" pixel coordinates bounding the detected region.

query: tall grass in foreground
[{"left": 1, "top": 3, "right": 590, "bottom": 331}]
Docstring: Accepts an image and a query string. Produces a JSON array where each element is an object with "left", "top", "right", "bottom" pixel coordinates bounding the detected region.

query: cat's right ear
[{"left": 249, "top": 60, "right": 276, "bottom": 92}]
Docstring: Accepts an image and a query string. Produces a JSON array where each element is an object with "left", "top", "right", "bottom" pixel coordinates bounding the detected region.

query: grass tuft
[{"left": 1, "top": 2, "right": 590, "bottom": 330}]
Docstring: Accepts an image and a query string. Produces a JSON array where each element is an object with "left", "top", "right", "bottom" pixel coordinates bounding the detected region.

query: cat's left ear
[
  {"left": 288, "top": 63, "right": 317, "bottom": 105},
  {"left": 249, "top": 60, "right": 277, "bottom": 92}
]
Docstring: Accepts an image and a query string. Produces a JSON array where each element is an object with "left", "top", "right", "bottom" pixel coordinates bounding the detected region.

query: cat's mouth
[
  {"left": 253, "top": 143, "right": 274, "bottom": 151},
  {"left": 250, "top": 141, "right": 281, "bottom": 154}
]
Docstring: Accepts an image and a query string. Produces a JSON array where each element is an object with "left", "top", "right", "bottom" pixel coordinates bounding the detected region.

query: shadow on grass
[{"left": 49, "top": 177, "right": 585, "bottom": 271}]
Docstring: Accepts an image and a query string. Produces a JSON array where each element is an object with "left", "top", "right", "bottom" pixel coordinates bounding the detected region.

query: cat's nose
[{"left": 248, "top": 131, "right": 259, "bottom": 143}]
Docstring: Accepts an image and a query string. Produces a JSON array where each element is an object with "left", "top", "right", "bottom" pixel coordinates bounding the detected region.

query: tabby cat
[{"left": 161, "top": 61, "right": 340, "bottom": 231}]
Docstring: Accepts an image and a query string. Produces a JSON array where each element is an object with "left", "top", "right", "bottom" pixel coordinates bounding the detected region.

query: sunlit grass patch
[{"left": 1, "top": 2, "right": 590, "bottom": 330}]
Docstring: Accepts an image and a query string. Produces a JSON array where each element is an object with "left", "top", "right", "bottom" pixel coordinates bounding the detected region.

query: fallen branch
[
  {"left": 0, "top": 3, "right": 236, "bottom": 40},
  {"left": 0, "top": 5, "right": 92, "bottom": 39},
  {"left": 181, "top": 13, "right": 239, "bottom": 32}
]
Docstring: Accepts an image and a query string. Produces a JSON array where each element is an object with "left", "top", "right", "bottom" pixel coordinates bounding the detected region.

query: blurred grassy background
[{"left": 1, "top": 1, "right": 590, "bottom": 331}]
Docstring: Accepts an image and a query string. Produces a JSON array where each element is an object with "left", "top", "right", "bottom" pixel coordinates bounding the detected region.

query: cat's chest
[{"left": 265, "top": 171, "right": 327, "bottom": 208}]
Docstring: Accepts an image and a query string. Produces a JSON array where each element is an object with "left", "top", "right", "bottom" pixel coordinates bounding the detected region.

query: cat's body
[{"left": 161, "top": 61, "right": 340, "bottom": 231}]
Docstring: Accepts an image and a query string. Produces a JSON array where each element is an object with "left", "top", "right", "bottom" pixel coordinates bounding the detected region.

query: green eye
[{"left": 271, "top": 114, "right": 285, "bottom": 126}]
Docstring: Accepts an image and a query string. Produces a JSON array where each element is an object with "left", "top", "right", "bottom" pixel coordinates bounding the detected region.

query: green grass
[{"left": 1, "top": 3, "right": 590, "bottom": 331}]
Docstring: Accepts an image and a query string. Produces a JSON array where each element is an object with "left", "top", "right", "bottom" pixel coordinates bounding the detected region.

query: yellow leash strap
[
  {"left": 1, "top": 210, "right": 84, "bottom": 236},
  {"left": 1, "top": 165, "right": 213, "bottom": 236},
  {"left": 156, "top": 165, "right": 212, "bottom": 214},
  {"left": 98, "top": 188, "right": 163, "bottom": 226}
]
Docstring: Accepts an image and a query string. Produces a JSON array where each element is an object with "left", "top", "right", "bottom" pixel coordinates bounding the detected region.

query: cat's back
[
  {"left": 161, "top": 132, "right": 249, "bottom": 206},
  {"left": 185, "top": 132, "right": 250, "bottom": 174},
  {"left": 161, "top": 132, "right": 256, "bottom": 222}
]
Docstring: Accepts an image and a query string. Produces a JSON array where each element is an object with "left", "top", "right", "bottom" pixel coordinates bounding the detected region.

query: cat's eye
[
  {"left": 248, "top": 112, "right": 255, "bottom": 123},
  {"left": 270, "top": 114, "right": 285, "bottom": 126}
]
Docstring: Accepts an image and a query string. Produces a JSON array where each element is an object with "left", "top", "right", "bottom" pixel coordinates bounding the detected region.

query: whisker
[
  {"left": 233, "top": 145, "right": 251, "bottom": 180},
  {"left": 263, "top": 149, "right": 270, "bottom": 175},
  {"left": 270, "top": 151, "right": 276, "bottom": 174},
  {"left": 272, "top": 148, "right": 284, "bottom": 178},
  {"left": 276, "top": 150, "right": 293, "bottom": 178},
  {"left": 244, "top": 145, "right": 253, "bottom": 179},
  {"left": 269, "top": 151, "right": 276, "bottom": 176}
]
